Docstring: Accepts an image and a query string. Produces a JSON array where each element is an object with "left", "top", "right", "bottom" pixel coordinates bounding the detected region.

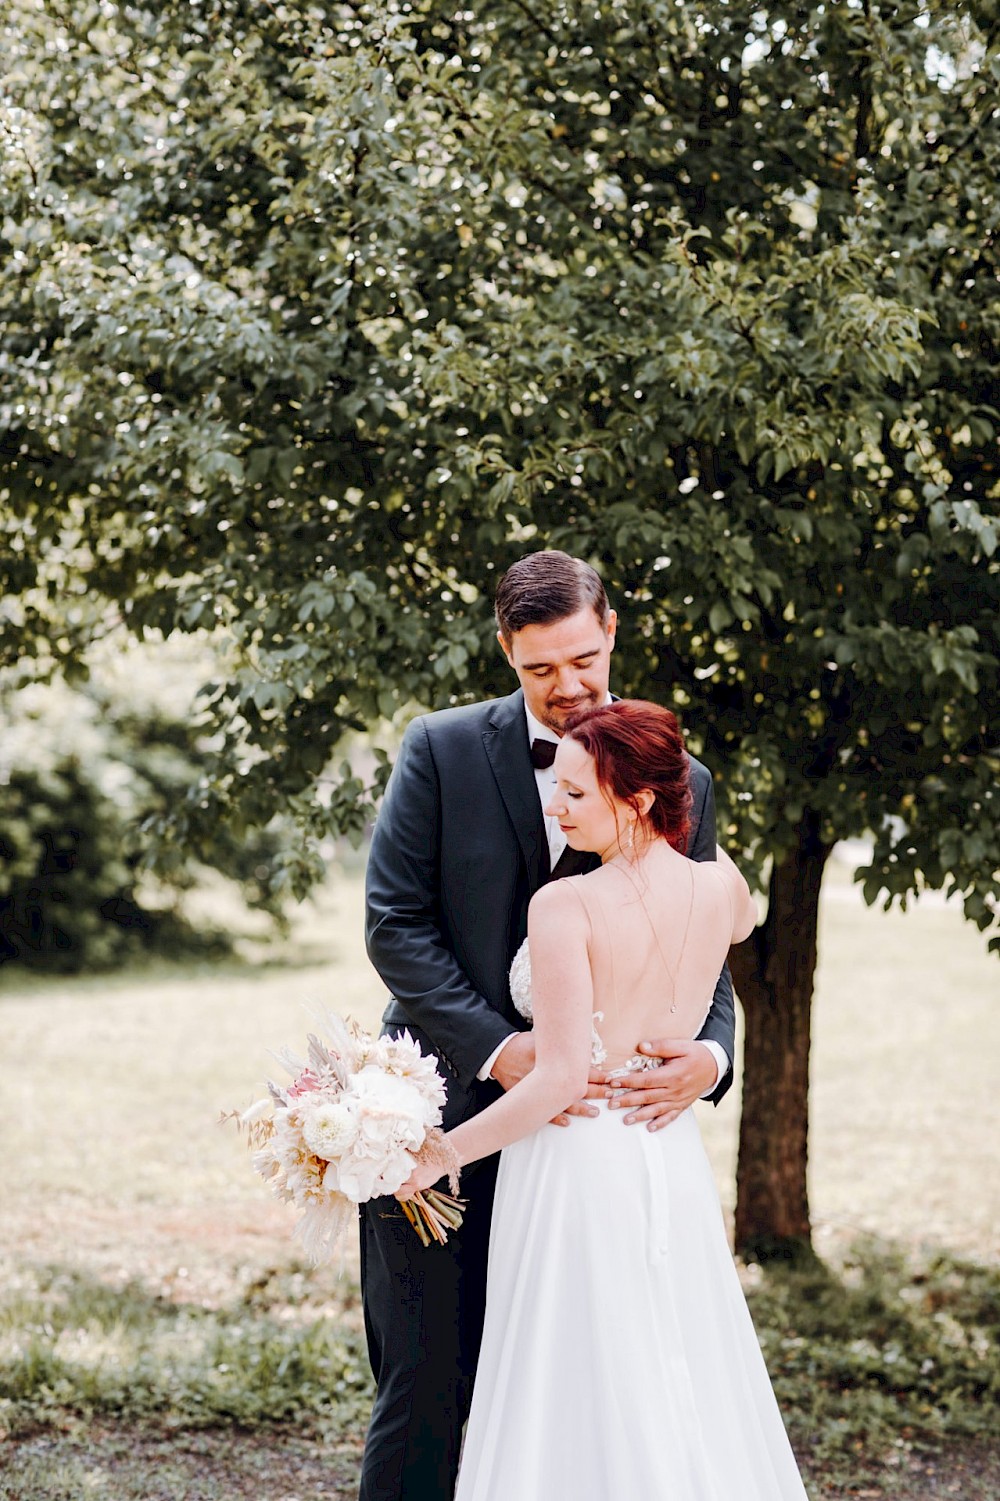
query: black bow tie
[{"left": 530, "top": 738, "right": 558, "bottom": 770}]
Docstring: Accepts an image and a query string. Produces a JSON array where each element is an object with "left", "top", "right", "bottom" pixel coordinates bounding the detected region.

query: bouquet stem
[{"left": 403, "top": 1189, "right": 466, "bottom": 1246}]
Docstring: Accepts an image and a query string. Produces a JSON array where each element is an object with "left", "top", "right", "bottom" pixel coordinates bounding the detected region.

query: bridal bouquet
[{"left": 224, "top": 1012, "right": 464, "bottom": 1262}]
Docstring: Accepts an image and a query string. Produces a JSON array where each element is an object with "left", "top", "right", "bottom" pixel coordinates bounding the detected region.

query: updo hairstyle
[{"left": 564, "top": 700, "right": 692, "bottom": 855}]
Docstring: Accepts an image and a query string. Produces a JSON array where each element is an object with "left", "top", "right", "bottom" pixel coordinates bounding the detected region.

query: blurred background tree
[
  {"left": 2, "top": 0, "right": 997, "bottom": 1253},
  {"left": 0, "top": 642, "right": 292, "bottom": 970}
]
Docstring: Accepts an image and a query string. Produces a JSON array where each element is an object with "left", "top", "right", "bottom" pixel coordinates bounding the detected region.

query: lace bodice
[{"left": 509, "top": 938, "right": 657, "bottom": 1076}]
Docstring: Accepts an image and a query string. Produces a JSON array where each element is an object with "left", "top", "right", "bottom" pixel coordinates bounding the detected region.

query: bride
[{"left": 398, "top": 700, "right": 810, "bottom": 1500}]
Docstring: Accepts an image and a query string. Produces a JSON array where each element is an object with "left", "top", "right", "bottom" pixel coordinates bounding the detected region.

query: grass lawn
[{"left": 1, "top": 851, "right": 998, "bottom": 1499}]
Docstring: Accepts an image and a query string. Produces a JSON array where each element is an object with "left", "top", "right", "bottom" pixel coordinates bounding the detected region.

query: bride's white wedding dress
[{"left": 454, "top": 871, "right": 810, "bottom": 1501}]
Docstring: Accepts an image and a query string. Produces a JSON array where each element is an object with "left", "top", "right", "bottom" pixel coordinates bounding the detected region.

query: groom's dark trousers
[{"left": 359, "top": 689, "right": 735, "bottom": 1500}]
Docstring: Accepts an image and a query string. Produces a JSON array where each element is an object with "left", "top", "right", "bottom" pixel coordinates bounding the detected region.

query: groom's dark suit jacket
[{"left": 365, "top": 688, "right": 736, "bottom": 1123}]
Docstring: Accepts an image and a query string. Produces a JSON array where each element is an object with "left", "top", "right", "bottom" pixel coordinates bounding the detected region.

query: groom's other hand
[
  {"left": 599, "top": 1040, "right": 720, "bottom": 1131},
  {"left": 490, "top": 1033, "right": 535, "bottom": 1090},
  {"left": 492, "top": 1034, "right": 600, "bottom": 1126}
]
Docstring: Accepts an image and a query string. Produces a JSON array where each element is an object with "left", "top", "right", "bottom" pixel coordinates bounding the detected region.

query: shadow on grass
[{"left": 1, "top": 1427, "right": 365, "bottom": 1501}]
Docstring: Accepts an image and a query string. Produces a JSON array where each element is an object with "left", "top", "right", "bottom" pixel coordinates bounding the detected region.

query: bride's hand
[
  {"left": 551, "top": 1085, "right": 601, "bottom": 1128},
  {"left": 597, "top": 1040, "right": 718, "bottom": 1131},
  {"left": 394, "top": 1159, "right": 446, "bottom": 1200}
]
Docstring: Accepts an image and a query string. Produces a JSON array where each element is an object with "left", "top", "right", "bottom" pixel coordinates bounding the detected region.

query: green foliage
[
  {"left": 748, "top": 1243, "right": 1000, "bottom": 1482},
  {"left": 0, "top": 648, "right": 290, "bottom": 970},
  {"left": 2, "top": 1, "right": 998, "bottom": 942},
  {"left": 0, "top": 1264, "right": 373, "bottom": 1437},
  {"left": 2, "top": 1242, "right": 996, "bottom": 1491}
]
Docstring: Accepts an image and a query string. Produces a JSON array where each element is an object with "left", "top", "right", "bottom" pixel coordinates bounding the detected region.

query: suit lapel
[
  {"left": 551, "top": 844, "right": 599, "bottom": 880},
  {"left": 482, "top": 690, "right": 550, "bottom": 892}
]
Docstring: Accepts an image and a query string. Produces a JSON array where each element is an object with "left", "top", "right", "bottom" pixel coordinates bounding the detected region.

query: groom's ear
[
  {"left": 496, "top": 628, "right": 515, "bottom": 668},
  {"left": 605, "top": 609, "right": 618, "bottom": 650}
]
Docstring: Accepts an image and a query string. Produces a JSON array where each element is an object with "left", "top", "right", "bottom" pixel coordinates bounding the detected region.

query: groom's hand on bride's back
[
  {"left": 596, "top": 1040, "right": 720, "bottom": 1131},
  {"left": 491, "top": 1034, "right": 600, "bottom": 1126}
]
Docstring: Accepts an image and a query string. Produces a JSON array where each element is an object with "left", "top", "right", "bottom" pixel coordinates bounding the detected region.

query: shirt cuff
[
  {"left": 698, "top": 1039, "right": 730, "bottom": 1098},
  {"left": 477, "top": 1033, "right": 517, "bottom": 1083}
]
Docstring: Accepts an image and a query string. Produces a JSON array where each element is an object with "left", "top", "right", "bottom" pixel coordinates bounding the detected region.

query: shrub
[{"left": 0, "top": 648, "right": 292, "bottom": 971}]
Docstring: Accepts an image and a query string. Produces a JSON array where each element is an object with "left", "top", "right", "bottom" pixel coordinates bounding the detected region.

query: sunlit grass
[
  {"left": 1, "top": 853, "right": 997, "bottom": 1290},
  {"left": 0, "top": 874, "right": 380, "bottom": 1294}
]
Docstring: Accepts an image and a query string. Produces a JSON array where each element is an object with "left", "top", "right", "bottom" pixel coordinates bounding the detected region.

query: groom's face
[{"left": 498, "top": 606, "right": 617, "bottom": 735}]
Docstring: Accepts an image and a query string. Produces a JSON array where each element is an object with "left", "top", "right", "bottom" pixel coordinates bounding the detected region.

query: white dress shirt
[
  {"left": 524, "top": 701, "right": 568, "bottom": 870},
  {"left": 477, "top": 697, "right": 729, "bottom": 1096}
]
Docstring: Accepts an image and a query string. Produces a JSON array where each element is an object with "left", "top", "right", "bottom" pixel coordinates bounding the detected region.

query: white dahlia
[{"left": 299, "top": 1098, "right": 361, "bottom": 1161}]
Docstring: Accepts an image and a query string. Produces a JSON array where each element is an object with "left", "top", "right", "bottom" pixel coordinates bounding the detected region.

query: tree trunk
[{"left": 729, "top": 809, "right": 832, "bottom": 1263}]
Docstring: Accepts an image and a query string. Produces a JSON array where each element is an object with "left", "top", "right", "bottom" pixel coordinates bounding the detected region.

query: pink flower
[{"left": 287, "top": 1069, "right": 323, "bottom": 1100}]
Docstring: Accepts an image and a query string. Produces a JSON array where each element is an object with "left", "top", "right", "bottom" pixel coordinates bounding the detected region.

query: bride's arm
[{"left": 400, "top": 882, "right": 595, "bottom": 1190}]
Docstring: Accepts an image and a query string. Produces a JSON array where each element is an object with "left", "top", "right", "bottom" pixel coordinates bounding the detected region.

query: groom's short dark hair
[{"left": 495, "top": 551, "right": 610, "bottom": 643}]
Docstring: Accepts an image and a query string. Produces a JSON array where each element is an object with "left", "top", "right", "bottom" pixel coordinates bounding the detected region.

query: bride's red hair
[{"left": 564, "top": 700, "right": 693, "bottom": 854}]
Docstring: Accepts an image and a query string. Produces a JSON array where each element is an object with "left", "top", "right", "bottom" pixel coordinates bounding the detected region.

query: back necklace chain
[{"left": 605, "top": 852, "right": 696, "bottom": 1014}]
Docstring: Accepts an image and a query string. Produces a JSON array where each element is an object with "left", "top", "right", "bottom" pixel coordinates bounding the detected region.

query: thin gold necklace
[{"left": 605, "top": 850, "right": 697, "bottom": 1014}]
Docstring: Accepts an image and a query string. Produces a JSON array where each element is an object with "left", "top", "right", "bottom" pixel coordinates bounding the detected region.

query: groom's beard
[{"left": 536, "top": 690, "right": 603, "bottom": 735}]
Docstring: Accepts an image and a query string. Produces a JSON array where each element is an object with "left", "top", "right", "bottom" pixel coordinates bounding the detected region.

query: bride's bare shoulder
[{"left": 528, "top": 877, "right": 591, "bottom": 921}]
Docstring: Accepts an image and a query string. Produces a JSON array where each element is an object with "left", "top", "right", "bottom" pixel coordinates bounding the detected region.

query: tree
[{"left": 3, "top": 0, "right": 998, "bottom": 1252}]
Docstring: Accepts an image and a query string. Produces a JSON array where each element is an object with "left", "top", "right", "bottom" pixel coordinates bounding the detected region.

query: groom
[{"left": 360, "top": 551, "right": 735, "bottom": 1499}]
